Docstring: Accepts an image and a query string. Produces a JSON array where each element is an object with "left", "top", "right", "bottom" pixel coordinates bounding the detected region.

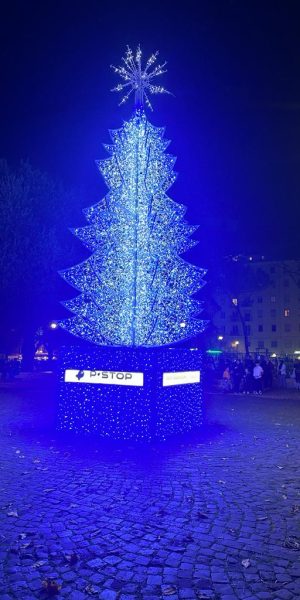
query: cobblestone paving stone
[{"left": 0, "top": 383, "right": 300, "bottom": 599}]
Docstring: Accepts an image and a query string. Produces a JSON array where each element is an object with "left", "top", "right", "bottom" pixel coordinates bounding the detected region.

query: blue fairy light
[{"left": 59, "top": 48, "right": 206, "bottom": 348}]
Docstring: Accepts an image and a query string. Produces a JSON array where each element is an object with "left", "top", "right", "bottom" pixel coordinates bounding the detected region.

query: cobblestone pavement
[{"left": 0, "top": 381, "right": 300, "bottom": 600}]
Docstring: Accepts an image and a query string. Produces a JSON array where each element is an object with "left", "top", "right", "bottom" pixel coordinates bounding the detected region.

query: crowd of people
[{"left": 206, "top": 355, "right": 300, "bottom": 394}]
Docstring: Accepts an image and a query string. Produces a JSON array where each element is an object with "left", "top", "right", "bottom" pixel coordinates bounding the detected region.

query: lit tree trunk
[{"left": 235, "top": 304, "right": 250, "bottom": 356}]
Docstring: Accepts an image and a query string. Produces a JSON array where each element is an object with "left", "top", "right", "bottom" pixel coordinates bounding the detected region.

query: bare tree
[
  {"left": 211, "top": 256, "right": 270, "bottom": 355},
  {"left": 0, "top": 160, "right": 82, "bottom": 367}
]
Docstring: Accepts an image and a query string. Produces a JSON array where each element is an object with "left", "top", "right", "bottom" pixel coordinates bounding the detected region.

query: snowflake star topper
[{"left": 111, "top": 45, "right": 171, "bottom": 111}]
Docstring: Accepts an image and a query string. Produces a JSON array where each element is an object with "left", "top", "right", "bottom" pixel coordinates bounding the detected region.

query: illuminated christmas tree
[{"left": 59, "top": 47, "right": 206, "bottom": 347}]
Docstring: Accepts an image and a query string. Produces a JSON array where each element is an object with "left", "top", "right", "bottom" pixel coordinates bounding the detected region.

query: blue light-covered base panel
[{"left": 57, "top": 346, "right": 203, "bottom": 441}]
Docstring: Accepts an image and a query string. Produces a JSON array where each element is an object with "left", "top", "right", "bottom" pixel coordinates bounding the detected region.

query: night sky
[{"left": 1, "top": 0, "right": 300, "bottom": 264}]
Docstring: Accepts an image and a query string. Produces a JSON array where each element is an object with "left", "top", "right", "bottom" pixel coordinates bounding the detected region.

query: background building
[{"left": 210, "top": 257, "right": 300, "bottom": 357}]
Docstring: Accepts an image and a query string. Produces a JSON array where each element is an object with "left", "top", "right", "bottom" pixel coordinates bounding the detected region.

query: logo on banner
[
  {"left": 163, "top": 370, "right": 201, "bottom": 387},
  {"left": 64, "top": 369, "right": 144, "bottom": 386}
]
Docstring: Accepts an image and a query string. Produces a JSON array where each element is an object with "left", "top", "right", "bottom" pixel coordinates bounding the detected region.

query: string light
[
  {"left": 58, "top": 346, "right": 203, "bottom": 441},
  {"left": 58, "top": 48, "right": 205, "bottom": 441},
  {"left": 111, "top": 45, "right": 171, "bottom": 110},
  {"left": 59, "top": 110, "right": 206, "bottom": 347}
]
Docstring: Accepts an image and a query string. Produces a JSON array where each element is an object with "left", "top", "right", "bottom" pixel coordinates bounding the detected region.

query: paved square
[{"left": 0, "top": 382, "right": 300, "bottom": 599}]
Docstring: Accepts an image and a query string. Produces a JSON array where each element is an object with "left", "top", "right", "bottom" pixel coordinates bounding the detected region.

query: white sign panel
[
  {"left": 64, "top": 369, "right": 144, "bottom": 386},
  {"left": 163, "top": 370, "right": 201, "bottom": 387}
]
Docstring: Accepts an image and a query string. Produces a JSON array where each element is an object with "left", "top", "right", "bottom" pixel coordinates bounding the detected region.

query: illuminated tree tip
[{"left": 111, "top": 45, "right": 171, "bottom": 111}]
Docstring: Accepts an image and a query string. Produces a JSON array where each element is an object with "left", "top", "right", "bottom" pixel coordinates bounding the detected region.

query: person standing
[
  {"left": 264, "top": 359, "right": 273, "bottom": 389},
  {"left": 294, "top": 361, "right": 300, "bottom": 391},
  {"left": 222, "top": 366, "right": 231, "bottom": 393},
  {"left": 279, "top": 362, "right": 287, "bottom": 388},
  {"left": 253, "top": 362, "right": 264, "bottom": 395}
]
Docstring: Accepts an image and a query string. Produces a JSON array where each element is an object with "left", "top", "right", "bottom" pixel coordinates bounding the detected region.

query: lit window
[
  {"left": 284, "top": 308, "right": 290, "bottom": 317},
  {"left": 232, "top": 298, "right": 238, "bottom": 306},
  {"left": 271, "top": 296, "right": 276, "bottom": 303}
]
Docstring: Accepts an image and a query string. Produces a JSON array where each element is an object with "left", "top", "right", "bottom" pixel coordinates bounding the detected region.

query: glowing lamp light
[
  {"left": 271, "top": 353, "right": 277, "bottom": 358},
  {"left": 180, "top": 322, "right": 186, "bottom": 328},
  {"left": 49, "top": 321, "right": 58, "bottom": 329},
  {"left": 231, "top": 340, "right": 239, "bottom": 348},
  {"left": 294, "top": 350, "right": 300, "bottom": 355},
  {"left": 217, "top": 335, "right": 223, "bottom": 340}
]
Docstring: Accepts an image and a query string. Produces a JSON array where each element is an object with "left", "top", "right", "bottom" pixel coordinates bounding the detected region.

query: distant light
[
  {"left": 206, "top": 349, "right": 222, "bottom": 355},
  {"left": 249, "top": 256, "right": 253, "bottom": 261},
  {"left": 217, "top": 335, "right": 223, "bottom": 341},
  {"left": 49, "top": 321, "right": 58, "bottom": 330},
  {"left": 232, "top": 298, "right": 238, "bottom": 306},
  {"left": 180, "top": 322, "right": 186, "bottom": 328},
  {"left": 231, "top": 340, "right": 240, "bottom": 348},
  {"left": 294, "top": 350, "right": 300, "bottom": 355},
  {"left": 271, "top": 353, "right": 277, "bottom": 358}
]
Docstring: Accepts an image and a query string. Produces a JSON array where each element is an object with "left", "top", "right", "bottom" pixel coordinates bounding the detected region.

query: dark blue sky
[{"left": 1, "top": 0, "right": 300, "bottom": 263}]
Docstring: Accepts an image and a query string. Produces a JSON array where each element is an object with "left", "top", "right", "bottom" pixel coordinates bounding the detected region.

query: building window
[
  {"left": 245, "top": 325, "right": 251, "bottom": 335},
  {"left": 230, "top": 325, "right": 239, "bottom": 336},
  {"left": 270, "top": 308, "right": 276, "bottom": 317},
  {"left": 284, "top": 295, "right": 290, "bottom": 303},
  {"left": 244, "top": 312, "right": 251, "bottom": 321},
  {"left": 257, "top": 296, "right": 263, "bottom": 303},
  {"left": 271, "top": 340, "right": 278, "bottom": 348},
  {"left": 232, "top": 298, "right": 238, "bottom": 306},
  {"left": 258, "top": 324, "right": 263, "bottom": 332},
  {"left": 258, "top": 341, "right": 265, "bottom": 349},
  {"left": 284, "top": 324, "right": 291, "bottom": 332},
  {"left": 271, "top": 324, "right": 277, "bottom": 332},
  {"left": 284, "top": 308, "right": 290, "bottom": 317},
  {"left": 271, "top": 296, "right": 276, "bottom": 303},
  {"left": 257, "top": 309, "right": 263, "bottom": 318}
]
